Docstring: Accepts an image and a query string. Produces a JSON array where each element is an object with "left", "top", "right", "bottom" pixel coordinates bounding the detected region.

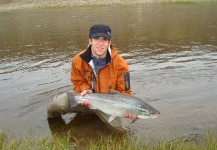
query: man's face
[{"left": 89, "top": 37, "right": 111, "bottom": 59}]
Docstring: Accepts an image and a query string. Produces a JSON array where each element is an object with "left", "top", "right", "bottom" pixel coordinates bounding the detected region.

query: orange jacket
[{"left": 70, "top": 45, "right": 132, "bottom": 95}]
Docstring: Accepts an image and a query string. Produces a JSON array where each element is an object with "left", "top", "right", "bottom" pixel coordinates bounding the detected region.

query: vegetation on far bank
[{"left": 0, "top": 129, "right": 217, "bottom": 150}]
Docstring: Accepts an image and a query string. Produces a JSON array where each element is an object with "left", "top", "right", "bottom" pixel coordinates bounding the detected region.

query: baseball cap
[{"left": 89, "top": 24, "right": 111, "bottom": 40}]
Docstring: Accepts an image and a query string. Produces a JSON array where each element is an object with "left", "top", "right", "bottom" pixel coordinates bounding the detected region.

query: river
[{"left": 0, "top": 3, "right": 217, "bottom": 143}]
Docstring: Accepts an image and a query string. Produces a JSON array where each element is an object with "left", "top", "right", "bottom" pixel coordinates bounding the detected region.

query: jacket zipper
[{"left": 97, "top": 63, "right": 110, "bottom": 93}]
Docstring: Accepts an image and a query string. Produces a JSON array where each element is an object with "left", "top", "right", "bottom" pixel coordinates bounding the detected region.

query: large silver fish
[{"left": 70, "top": 90, "right": 160, "bottom": 123}]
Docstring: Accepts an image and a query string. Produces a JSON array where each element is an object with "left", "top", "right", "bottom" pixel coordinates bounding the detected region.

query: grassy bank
[
  {"left": 1, "top": 129, "right": 217, "bottom": 150},
  {"left": 0, "top": 0, "right": 217, "bottom": 12}
]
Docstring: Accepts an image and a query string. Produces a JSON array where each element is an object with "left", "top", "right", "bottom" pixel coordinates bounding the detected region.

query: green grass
[
  {"left": 0, "top": 129, "right": 76, "bottom": 150},
  {"left": 0, "top": 129, "right": 217, "bottom": 150}
]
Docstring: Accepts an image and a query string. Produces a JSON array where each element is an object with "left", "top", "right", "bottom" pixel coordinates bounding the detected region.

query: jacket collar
[{"left": 79, "top": 45, "right": 111, "bottom": 65}]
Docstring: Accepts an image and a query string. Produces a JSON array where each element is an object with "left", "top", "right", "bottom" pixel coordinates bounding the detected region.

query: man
[{"left": 47, "top": 24, "right": 133, "bottom": 128}]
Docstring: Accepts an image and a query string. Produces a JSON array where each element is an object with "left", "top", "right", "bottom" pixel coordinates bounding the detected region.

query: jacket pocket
[{"left": 108, "top": 77, "right": 117, "bottom": 90}]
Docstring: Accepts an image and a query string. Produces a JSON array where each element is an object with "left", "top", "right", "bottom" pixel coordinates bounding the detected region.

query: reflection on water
[{"left": 0, "top": 4, "right": 217, "bottom": 142}]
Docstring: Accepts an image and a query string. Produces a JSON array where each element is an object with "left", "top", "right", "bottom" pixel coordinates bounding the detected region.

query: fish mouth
[
  {"left": 150, "top": 111, "right": 160, "bottom": 118},
  {"left": 150, "top": 114, "right": 160, "bottom": 118}
]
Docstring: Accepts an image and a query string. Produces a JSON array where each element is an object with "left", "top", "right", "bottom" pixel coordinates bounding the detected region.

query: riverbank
[
  {"left": 0, "top": 0, "right": 217, "bottom": 12},
  {"left": 0, "top": 129, "right": 217, "bottom": 150}
]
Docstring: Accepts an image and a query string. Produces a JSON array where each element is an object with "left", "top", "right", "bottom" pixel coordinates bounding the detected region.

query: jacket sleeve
[
  {"left": 116, "top": 56, "right": 132, "bottom": 95},
  {"left": 70, "top": 56, "right": 90, "bottom": 93}
]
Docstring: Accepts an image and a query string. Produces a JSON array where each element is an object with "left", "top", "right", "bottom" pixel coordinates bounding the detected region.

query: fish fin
[
  {"left": 86, "top": 89, "right": 93, "bottom": 94},
  {"left": 108, "top": 85, "right": 120, "bottom": 94},
  {"left": 66, "top": 91, "right": 80, "bottom": 107},
  {"left": 131, "top": 117, "right": 139, "bottom": 124},
  {"left": 108, "top": 115, "right": 116, "bottom": 122},
  {"left": 108, "top": 89, "right": 120, "bottom": 94}
]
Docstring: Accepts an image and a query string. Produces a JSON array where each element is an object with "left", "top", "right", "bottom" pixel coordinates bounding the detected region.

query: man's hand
[
  {"left": 123, "top": 114, "right": 135, "bottom": 119},
  {"left": 80, "top": 89, "right": 92, "bottom": 96},
  {"left": 80, "top": 89, "right": 92, "bottom": 106}
]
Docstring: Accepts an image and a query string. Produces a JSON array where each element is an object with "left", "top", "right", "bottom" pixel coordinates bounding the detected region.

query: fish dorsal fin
[
  {"left": 108, "top": 89, "right": 120, "bottom": 94},
  {"left": 108, "top": 85, "right": 120, "bottom": 94},
  {"left": 86, "top": 89, "right": 93, "bottom": 94}
]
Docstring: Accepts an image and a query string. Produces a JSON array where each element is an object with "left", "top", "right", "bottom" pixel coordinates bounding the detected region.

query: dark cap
[{"left": 89, "top": 24, "right": 111, "bottom": 40}]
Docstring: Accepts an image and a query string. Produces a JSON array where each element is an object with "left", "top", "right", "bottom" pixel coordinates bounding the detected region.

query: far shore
[{"left": 0, "top": 0, "right": 217, "bottom": 12}]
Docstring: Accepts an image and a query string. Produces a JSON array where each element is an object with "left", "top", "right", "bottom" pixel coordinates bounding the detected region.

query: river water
[{"left": 0, "top": 4, "right": 217, "bottom": 143}]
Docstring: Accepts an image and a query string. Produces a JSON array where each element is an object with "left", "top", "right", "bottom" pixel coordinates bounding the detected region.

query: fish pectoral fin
[
  {"left": 131, "top": 117, "right": 139, "bottom": 124},
  {"left": 108, "top": 115, "right": 116, "bottom": 122}
]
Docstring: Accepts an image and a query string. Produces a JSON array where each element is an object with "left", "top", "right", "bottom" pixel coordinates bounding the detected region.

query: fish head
[
  {"left": 137, "top": 107, "right": 160, "bottom": 119},
  {"left": 131, "top": 109, "right": 160, "bottom": 124}
]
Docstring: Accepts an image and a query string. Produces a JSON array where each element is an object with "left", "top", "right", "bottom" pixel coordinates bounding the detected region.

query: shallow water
[{"left": 0, "top": 4, "right": 217, "bottom": 142}]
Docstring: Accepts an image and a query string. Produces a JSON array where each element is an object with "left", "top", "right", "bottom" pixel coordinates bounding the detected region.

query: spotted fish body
[{"left": 73, "top": 92, "right": 160, "bottom": 123}]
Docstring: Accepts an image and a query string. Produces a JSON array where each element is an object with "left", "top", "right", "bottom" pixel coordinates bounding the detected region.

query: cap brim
[{"left": 90, "top": 33, "right": 111, "bottom": 40}]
